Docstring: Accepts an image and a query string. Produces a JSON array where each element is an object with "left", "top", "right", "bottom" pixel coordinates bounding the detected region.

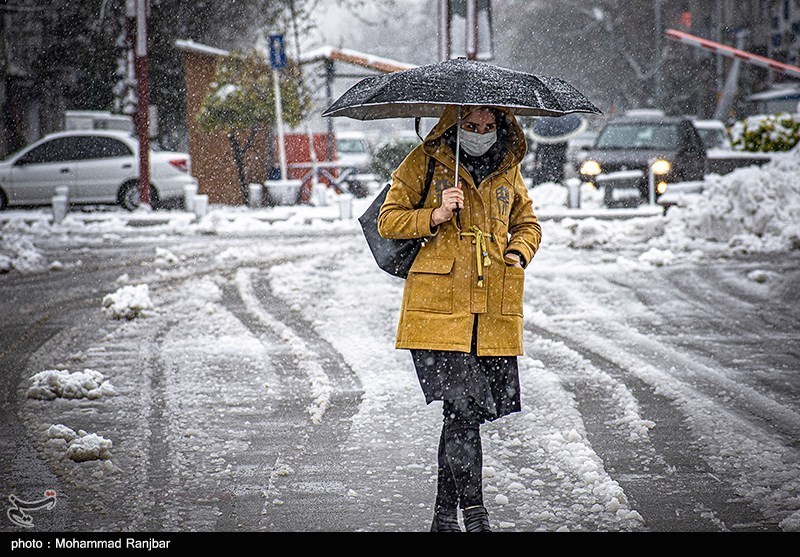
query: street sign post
[{"left": 270, "top": 34, "right": 288, "bottom": 182}]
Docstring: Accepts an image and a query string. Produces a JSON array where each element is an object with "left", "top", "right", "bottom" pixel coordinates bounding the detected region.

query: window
[
  {"left": 76, "top": 136, "right": 133, "bottom": 159},
  {"left": 338, "top": 139, "right": 368, "bottom": 154},
  {"left": 595, "top": 124, "right": 680, "bottom": 150},
  {"left": 16, "top": 137, "right": 83, "bottom": 165},
  {"left": 696, "top": 129, "right": 726, "bottom": 149}
]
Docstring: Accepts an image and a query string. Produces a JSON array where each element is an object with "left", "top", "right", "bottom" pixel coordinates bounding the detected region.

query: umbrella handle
[{"left": 454, "top": 105, "right": 462, "bottom": 231}]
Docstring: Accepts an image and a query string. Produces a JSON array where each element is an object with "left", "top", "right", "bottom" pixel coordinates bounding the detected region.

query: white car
[
  {"left": 0, "top": 130, "right": 197, "bottom": 211},
  {"left": 336, "top": 130, "right": 373, "bottom": 172},
  {"left": 335, "top": 130, "right": 376, "bottom": 197}
]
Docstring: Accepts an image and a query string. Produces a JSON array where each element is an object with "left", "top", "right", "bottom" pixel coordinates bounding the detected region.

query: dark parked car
[{"left": 578, "top": 113, "right": 706, "bottom": 207}]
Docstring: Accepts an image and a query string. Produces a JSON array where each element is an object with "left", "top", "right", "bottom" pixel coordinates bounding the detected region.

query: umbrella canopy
[
  {"left": 529, "top": 114, "right": 589, "bottom": 144},
  {"left": 322, "top": 58, "right": 601, "bottom": 120}
]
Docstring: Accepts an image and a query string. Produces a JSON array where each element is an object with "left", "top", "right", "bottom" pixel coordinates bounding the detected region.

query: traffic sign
[{"left": 269, "top": 34, "right": 287, "bottom": 69}]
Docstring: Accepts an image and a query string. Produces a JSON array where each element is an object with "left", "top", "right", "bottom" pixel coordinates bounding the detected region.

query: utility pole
[{"left": 133, "top": 0, "right": 150, "bottom": 206}]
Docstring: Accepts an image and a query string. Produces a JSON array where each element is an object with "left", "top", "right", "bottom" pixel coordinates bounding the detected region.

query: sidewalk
[{"left": 0, "top": 200, "right": 664, "bottom": 231}]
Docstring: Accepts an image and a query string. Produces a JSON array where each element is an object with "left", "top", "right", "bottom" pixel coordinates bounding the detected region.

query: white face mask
[{"left": 459, "top": 128, "right": 497, "bottom": 157}]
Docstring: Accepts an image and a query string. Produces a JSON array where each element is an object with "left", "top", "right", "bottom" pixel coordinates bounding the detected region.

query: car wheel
[
  {"left": 118, "top": 181, "right": 159, "bottom": 211},
  {"left": 0, "top": 189, "right": 7, "bottom": 211}
]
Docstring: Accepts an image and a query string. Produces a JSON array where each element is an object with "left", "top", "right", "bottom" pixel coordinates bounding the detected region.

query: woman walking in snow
[{"left": 378, "top": 105, "right": 541, "bottom": 532}]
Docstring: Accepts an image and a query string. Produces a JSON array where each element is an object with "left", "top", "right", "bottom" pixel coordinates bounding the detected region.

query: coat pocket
[
  {"left": 407, "top": 257, "right": 455, "bottom": 314},
  {"left": 501, "top": 265, "right": 525, "bottom": 316}
]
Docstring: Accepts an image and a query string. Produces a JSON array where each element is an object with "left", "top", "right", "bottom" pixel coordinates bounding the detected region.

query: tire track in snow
[
  {"left": 522, "top": 319, "right": 780, "bottom": 531},
  {"left": 226, "top": 266, "right": 364, "bottom": 530},
  {"left": 264, "top": 250, "right": 452, "bottom": 531},
  {"left": 235, "top": 268, "right": 336, "bottom": 424},
  {"left": 476, "top": 350, "right": 645, "bottom": 531},
  {"left": 524, "top": 263, "right": 800, "bottom": 447}
]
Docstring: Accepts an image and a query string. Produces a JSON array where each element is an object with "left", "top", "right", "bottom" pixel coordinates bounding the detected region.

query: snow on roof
[
  {"left": 299, "top": 46, "right": 416, "bottom": 73},
  {"left": 174, "top": 39, "right": 230, "bottom": 57},
  {"left": 173, "top": 39, "right": 413, "bottom": 74},
  {"left": 747, "top": 87, "right": 800, "bottom": 101}
]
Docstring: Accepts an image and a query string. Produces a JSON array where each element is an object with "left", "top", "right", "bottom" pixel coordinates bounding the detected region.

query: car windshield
[
  {"left": 595, "top": 123, "right": 679, "bottom": 150},
  {"left": 697, "top": 128, "right": 727, "bottom": 149},
  {"left": 338, "top": 139, "right": 367, "bottom": 154}
]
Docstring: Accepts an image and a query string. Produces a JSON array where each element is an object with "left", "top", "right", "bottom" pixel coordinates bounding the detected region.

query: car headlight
[
  {"left": 657, "top": 181, "right": 668, "bottom": 194},
  {"left": 651, "top": 159, "right": 671, "bottom": 175},
  {"left": 580, "top": 160, "right": 602, "bottom": 176}
]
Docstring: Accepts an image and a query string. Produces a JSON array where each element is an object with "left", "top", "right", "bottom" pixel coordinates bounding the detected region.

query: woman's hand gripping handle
[{"left": 430, "top": 180, "right": 465, "bottom": 227}]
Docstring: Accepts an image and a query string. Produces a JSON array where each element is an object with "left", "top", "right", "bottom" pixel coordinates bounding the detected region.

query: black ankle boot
[
  {"left": 430, "top": 508, "right": 461, "bottom": 532},
  {"left": 463, "top": 506, "right": 491, "bottom": 532}
]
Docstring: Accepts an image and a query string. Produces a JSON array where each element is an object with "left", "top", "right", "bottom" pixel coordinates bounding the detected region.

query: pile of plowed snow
[
  {"left": 0, "top": 233, "right": 47, "bottom": 273},
  {"left": 46, "top": 425, "right": 113, "bottom": 462},
  {"left": 28, "top": 369, "right": 117, "bottom": 400},
  {"left": 660, "top": 147, "right": 800, "bottom": 253},
  {"left": 102, "top": 284, "right": 154, "bottom": 319}
]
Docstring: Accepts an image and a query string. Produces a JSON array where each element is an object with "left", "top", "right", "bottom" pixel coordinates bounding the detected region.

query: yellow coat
[{"left": 378, "top": 105, "right": 542, "bottom": 356}]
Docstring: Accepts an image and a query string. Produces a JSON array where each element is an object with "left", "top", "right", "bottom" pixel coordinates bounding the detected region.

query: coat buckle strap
[{"left": 459, "top": 225, "right": 494, "bottom": 287}]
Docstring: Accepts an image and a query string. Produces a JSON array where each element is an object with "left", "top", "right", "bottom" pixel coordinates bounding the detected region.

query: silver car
[{"left": 0, "top": 130, "right": 197, "bottom": 211}]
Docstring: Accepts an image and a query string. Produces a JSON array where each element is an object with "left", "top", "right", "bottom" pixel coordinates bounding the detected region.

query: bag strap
[{"left": 416, "top": 155, "right": 437, "bottom": 209}]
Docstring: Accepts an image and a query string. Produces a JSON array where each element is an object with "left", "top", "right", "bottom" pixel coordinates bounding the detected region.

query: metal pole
[
  {"left": 135, "top": 0, "right": 150, "bottom": 206},
  {"left": 485, "top": 0, "right": 495, "bottom": 60},
  {"left": 325, "top": 59, "right": 335, "bottom": 165},
  {"left": 453, "top": 105, "right": 462, "bottom": 229},
  {"left": 439, "top": 0, "right": 451, "bottom": 61},
  {"left": 664, "top": 29, "right": 800, "bottom": 79},
  {"left": 0, "top": 6, "right": 7, "bottom": 158},
  {"left": 713, "top": 30, "right": 747, "bottom": 121},
  {"left": 306, "top": 124, "right": 321, "bottom": 204},
  {"left": 654, "top": 0, "right": 662, "bottom": 104},
  {"left": 466, "top": 0, "right": 478, "bottom": 60},
  {"left": 648, "top": 163, "right": 655, "bottom": 206},
  {"left": 273, "top": 69, "right": 287, "bottom": 182},
  {"left": 715, "top": 0, "right": 723, "bottom": 93}
]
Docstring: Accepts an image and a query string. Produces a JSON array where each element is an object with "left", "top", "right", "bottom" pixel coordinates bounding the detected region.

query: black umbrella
[
  {"left": 322, "top": 58, "right": 601, "bottom": 120},
  {"left": 529, "top": 114, "right": 589, "bottom": 144}
]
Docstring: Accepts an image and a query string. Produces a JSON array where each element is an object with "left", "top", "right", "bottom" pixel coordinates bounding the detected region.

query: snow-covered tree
[
  {"left": 731, "top": 113, "right": 800, "bottom": 152},
  {"left": 197, "top": 49, "right": 310, "bottom": 200}
]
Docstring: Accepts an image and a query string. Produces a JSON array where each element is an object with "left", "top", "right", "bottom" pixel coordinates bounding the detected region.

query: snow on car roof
[
  {"left": 692, "top": 119, "right": 727, "bottom": 130},
  {"left": 336, "top": 131, "right": 369, "bottom": 140},
  {"left": 42, "top": 129, "right": 138, "bottom": 140},
  {"left": 623, "top": 109, "right": 666, "bottom": 118}
]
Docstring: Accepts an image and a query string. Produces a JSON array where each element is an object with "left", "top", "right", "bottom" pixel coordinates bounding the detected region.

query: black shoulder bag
[{"left": 358, "top": 156, "right": 437, "bottom": 279}]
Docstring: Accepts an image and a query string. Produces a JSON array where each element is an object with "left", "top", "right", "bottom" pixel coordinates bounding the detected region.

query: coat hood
[{"left": 423, "top": 105, "right": 528, "bottom": 172}]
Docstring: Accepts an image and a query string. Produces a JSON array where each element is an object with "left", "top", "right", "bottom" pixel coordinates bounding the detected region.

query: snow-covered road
[{"left": 2, "top": 218, "right": 798, "bottom": 532}]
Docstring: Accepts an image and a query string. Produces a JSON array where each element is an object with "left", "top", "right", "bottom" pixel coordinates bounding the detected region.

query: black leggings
[{"left": 436, "top": 397, "right": 485, "bottom": 510}]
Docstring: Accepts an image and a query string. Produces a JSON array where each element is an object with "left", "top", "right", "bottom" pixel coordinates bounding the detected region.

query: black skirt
[{"left": 410, "top": 316, "right": 521, "bottom": 422}]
